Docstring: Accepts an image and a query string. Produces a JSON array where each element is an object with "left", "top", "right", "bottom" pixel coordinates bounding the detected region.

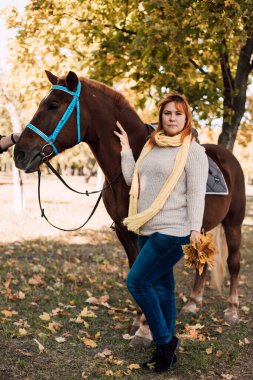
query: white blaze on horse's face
[{"left": 162, "top": 102, "right": 186, "bottom": 137}]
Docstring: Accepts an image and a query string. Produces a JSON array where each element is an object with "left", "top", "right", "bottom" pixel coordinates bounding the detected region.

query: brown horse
[{"left": 14, "top": 71, "right": 246, "bottom": 347}]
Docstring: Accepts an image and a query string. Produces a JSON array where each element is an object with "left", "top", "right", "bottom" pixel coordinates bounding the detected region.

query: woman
[
  {"left": 114, "top": 93, "right": 208, "bottom": 373},
  {"left": 0, "top": 133, "right": 20, "bottom": 154}
]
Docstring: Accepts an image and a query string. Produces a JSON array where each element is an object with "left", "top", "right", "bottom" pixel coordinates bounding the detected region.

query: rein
[{"left": 38, "top": 156, "right": 122, "bottom": 231}]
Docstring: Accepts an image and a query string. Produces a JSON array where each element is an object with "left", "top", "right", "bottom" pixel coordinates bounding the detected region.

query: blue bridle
[{"left": 26, "top": 81, "right": 81, "bottom": 155}]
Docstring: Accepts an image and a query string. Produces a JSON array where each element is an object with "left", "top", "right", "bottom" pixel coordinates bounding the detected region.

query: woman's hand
[
  {"left": 0, "top": 132, "right": 21, "bottom": 151},
  {"left": 114, "top": 121, "right": 131, "bottom": 153},
  {"left": 190, "top": 230, "right": 201, "bottom": 244}
]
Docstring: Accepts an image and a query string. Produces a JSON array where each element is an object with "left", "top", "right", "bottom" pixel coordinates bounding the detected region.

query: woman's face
[{"left": 162, "top": 101, "right": 186, "bottom": 136}]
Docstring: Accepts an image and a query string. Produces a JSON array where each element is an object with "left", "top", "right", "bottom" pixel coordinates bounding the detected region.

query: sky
[{"left": 0, "top": 0, "right": 28, "bottom": 68}]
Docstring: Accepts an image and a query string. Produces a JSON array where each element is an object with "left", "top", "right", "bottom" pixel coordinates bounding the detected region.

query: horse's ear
[
  {"left": 45, "top": 70, "right": 58, "bottom": 85},
  {"left": 66, "top": 71, "right": 79, "bottom": 91}
]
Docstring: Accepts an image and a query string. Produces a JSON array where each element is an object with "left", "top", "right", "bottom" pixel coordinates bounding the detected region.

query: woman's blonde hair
[{"left": 150, "top": 92, "right": 194, "bottom": 146}]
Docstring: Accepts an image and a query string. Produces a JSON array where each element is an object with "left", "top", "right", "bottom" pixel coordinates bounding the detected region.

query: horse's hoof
[
  {"left": 130, "top": 335, "right": 152, "bottom": 348},
  {"left": 224, "top": 310, "right": 240, "bottom": 325},
  {"left": 180, "top": 301, "right": 200, "bottom": 315},
  {"left": 129, "top": 325, "right": 139, "bottom": 336}
]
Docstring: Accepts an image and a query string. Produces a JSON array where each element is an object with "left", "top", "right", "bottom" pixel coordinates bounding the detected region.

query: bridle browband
[{"left": 26, "top": 81, "right": 82, "bottom": 155}]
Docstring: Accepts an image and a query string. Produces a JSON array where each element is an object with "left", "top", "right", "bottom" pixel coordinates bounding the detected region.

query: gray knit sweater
[{"left": 121, "top": 141, "right": 209, "bottom": 237}]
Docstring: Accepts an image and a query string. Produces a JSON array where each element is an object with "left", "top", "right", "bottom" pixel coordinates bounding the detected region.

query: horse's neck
[{"left": 84, "top": 106, "right": 147, "bottom": 181}]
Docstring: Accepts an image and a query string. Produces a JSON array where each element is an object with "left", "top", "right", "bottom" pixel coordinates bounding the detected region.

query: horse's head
[{"left": 14, "top": 70, "right": 83, "bottom": 173}]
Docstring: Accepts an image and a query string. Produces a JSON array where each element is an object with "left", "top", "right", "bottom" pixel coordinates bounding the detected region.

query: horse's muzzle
[{"left": 14, "top": 149, "right": 43, "bottom": 173}]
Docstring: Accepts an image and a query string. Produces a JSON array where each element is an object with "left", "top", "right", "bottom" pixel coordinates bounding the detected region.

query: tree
[
  {"left": 4, "top": 0, "right": 253, "bottom": 150},
  {"left": 0, "top": 84, "right": 24, "bottom": 210}
]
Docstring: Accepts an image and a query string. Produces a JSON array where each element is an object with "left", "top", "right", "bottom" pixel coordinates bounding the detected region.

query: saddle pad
[{"left": 206, "top": 156, "right": 228, "bottom": 195}]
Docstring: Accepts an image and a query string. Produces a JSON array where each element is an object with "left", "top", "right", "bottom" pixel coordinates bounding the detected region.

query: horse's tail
[{"left": 210, "top": 224, "right": 228, "bottom": 292}]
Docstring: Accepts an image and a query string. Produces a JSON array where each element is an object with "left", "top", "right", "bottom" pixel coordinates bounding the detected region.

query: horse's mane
[{"left": 81, "top": 77, "right": 132, "bottom": 109}]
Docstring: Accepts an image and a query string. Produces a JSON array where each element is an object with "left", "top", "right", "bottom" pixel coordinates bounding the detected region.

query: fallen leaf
[
  {"left": 19, "top": 328, "right": 28, "bottom": 336},
  {"left": 16, "top": 349, "right": 33, "bottom": 357},
  {"left": 55, "top": 337, "right": 66, "bottom": 343},
  {"left": 216, "top": 350, "right": 223, "bottom": 357},
  {"left": 221, "top": 374, "right": 234, "bottom": 380},
  {"left": 205, "top": 347, "right": 212, "bottom": 355},
  {"left": 105, "top": 370, "right": 113, "bottom": 376},
  {"left": 82, "top": 338, "right": 97, "bottom": 348},
  {"left": 1, "top": 309, "right": 18, "bottom": 318},
  {"left": 79, "top": 307, "right": 97, "bottom": 318},
  {"left": 122, "top": 334, "right": 133, "bottom": 340},
  {"left": 47, "top": 321, "right": 63, "bottom": 333},
  {"left": 128, "top": 363, "right": 140, "bottom": 370},
  {"left": 96, "top": 348, "right": 113, "bottom": 358},
  {"left": 33, "top": 339, "right": 45, "bottom": 353},
  {"left": 28, "top": 275, "right": 47, "bottom": 287},
  {"left": 39, "top": 312, "right": 51, "bottom": 321}
]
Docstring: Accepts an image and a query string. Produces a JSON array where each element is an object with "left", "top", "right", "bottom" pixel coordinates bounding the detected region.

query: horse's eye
[{"left": 48, "top": 102, "right": 59, "bottom": 110}]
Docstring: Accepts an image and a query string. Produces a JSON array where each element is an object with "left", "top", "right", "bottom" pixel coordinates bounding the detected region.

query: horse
[{"left": 14, "top": 71, "right": 246, "bottom": 347}]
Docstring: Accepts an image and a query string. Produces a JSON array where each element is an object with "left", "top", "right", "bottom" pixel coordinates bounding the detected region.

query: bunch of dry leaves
[{"left": 182, "top": 232, "right": 217, "bottom": 275}]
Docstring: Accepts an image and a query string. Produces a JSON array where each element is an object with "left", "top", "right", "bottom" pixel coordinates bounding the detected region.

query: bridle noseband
[{"left": 26, "top": 81, "right": 82, "bottom": 155}]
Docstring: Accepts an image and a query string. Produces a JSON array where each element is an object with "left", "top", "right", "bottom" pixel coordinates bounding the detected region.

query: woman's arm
[
  {"left": 186, "top": 142, "right": 209, "bottom": 242},
  {"left": 0, "top": 133, "right": 21, "bottom": 154},
  {"left": 114, "top": 121, "right": 135, "bottom": 186}
]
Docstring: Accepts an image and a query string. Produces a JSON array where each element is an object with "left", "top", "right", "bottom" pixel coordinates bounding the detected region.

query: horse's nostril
[{"left": 16, "top": 151, "right": 26, "bottom": 163}]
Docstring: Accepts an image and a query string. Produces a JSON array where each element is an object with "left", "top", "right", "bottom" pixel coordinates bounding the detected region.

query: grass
[{"left": 0, "top": 221, "right": 252, "bottom": 380}]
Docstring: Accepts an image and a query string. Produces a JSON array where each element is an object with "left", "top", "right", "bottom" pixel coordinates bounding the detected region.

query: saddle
[{"left": 145, "top": 124, "right": 228, "bottom": 196}]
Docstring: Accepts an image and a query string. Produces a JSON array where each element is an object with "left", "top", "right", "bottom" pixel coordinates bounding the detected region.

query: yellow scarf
[{"left": 123, "top": 130, "right": 192, "bottom": 234}]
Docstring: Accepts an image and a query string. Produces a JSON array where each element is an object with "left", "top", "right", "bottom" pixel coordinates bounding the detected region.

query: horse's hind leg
[
  {"left": 114, "top": 223, "right": 152, "bottom": 347},
  {"left": 180, "top": 265, "right": 208, "bottom": 315},
  {"left": 223, "top": 223, "right": 241, "bottom": 325}
]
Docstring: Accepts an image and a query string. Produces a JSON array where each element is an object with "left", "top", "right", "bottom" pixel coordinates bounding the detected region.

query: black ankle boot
[
  {"left": 142, "top": 336, "right": 179, "bottom": 371},
  {"left": 142, "top": 351, "right": 177, "bottom": 370},
  {"left": 154, "top": 335, "right": 179, "bottom": 372}
]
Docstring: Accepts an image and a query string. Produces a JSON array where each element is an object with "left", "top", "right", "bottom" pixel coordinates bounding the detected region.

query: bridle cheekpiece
[{"left": 26, "top": 81, "right": 81, "bottom": 155}]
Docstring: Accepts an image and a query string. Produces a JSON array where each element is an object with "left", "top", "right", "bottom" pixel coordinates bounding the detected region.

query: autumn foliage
[{"left": 182, "top": 232, "right": 217, "bottom": 275}]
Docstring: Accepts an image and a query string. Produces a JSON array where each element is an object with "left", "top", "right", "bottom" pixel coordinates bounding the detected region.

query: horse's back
[{"left": 202, "top": 144, "right": 245, "bottom": 231}]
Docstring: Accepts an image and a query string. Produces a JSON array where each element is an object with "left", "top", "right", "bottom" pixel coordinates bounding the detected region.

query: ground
[{"left": 0, "top": 173, "right": 252, "bottom": 380}]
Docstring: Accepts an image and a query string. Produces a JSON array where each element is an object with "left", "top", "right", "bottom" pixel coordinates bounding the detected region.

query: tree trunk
[
  {"left": 5, "top": 99, "right": 24, "bottom": 210},
  {"left": 218, "top": 34, "right": 253, "bottom": 151}
]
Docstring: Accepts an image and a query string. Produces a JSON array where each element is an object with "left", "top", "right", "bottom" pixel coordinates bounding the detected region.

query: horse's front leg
[
  {"left": 114, "top": 223, "right": 153, "bottom": 347},
  {"left": 181, "top": 264, "right": 208, "bottom": 315}
]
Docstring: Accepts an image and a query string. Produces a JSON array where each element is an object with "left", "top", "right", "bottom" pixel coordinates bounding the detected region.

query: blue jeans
[{"left": 126, "top": 232, "right": 190, "bottom": 345}]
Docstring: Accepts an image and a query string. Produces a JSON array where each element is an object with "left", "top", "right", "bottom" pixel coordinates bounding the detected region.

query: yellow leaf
[
  {"left": 47, "top": 321, "right": 63, "bottom": 333},
  {"left": 95, "top": 331, "right": 101, "bottom": 339},
  {"left": 18, "top": 291, "right": 26, "bottom": 299},
  {"left": 82, "top": 338, "right": 97, "bottom": 348},
  {"left": 19, "top": 328, "right": 28, "bottom": 336},
  {"left": 33, "top": 339, "right": 45, "bottom": 353},
  {"left": 39, "top": 312, "right": 51, "bottom": 321},
  {"left": 1, "top": 309, "right": 18, "bottom": 317},
  {"left": 216, "top": 350, "right": 223, "bottom": 357},
  {"left": 105, "top": 370, "right": 113, "bottom": 376},
  {"left": 205, "top": 347, "right": 212, "bottom": 355},
  {"left": 128, "top": 363, "right": 140, "bottom": 370},
  {"left": 79, "top": 307, "right": 96, "bottom": 318}
]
